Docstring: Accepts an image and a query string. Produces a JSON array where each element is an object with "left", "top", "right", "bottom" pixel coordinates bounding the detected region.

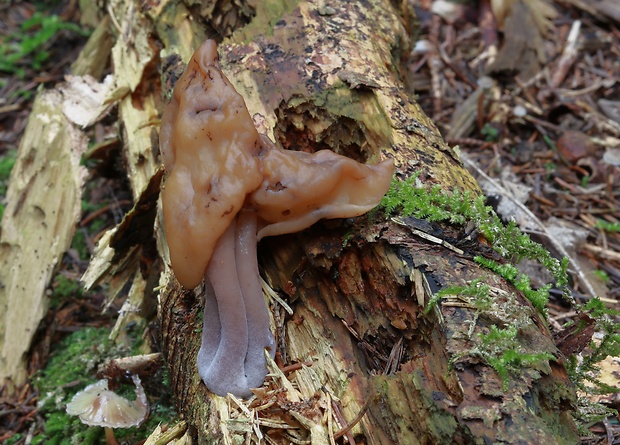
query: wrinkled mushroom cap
[
  {"left": 160, "top": 39, "right": 264, "bottom": 289},
  {"left": 65, "top": 375, "right": 149, "bottom": 428}
]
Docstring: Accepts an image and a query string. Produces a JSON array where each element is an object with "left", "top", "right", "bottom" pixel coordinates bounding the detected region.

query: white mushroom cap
[{"left": 66, "top": 375, "right": 149, "bottom": 428}]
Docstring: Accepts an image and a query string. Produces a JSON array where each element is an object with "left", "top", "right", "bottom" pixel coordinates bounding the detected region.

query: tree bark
[
  {"left": 81, "top": 0, "right": 580, "bottom": 443},
  {"left": 0, "top": 91, "right": 87, "bottom": 390}
]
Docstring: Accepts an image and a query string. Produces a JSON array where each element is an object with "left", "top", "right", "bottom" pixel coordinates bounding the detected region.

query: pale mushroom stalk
[
  {"left": 198, "top": 211, "right": 275, "bottom": 397},
  {"left": 161, "top": 40, "right": 395, "bottom": 398},
  {"left": 233, "top": 210, "right": 275, "bottom": 387},
  {"left": 104, "top": 428, "right": 119, "bottom": 445}
]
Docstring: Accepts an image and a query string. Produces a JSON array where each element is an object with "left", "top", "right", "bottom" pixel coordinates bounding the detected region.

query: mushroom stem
[
  {"left": 199, "top": 219, "right": 249, "bottom": 396},
  {"left": 235, "top": 210, "right": 275, "bottom": 387},
  {"left": 104, "top": 427, "right": 118, "bottom": 445},
  {"left": 197, "top": 212, "right": 274, "bottom": 397}
]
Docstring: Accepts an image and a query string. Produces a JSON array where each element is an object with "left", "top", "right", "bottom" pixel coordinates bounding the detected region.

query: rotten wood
[
  {"left": 0, "top": 90, "right": 88, "bottom": 390},
  {"left": 152, "top": 0, "right": 580, "bottom": 443},
  {"left": 3, "top": 0, "right": 585, "bottom": 443}
]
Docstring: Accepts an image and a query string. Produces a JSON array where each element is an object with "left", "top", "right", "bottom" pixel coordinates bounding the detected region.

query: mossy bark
[{"left": 79, "top": 0, "right": 579, "bottom": 443}]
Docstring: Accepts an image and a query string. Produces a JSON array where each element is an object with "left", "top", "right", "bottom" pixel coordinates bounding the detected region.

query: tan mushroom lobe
[
  {"left": 160, "top": 39, "right": 263, "bottom": 290},
  {"left": 251, "top": 136, "right": 395, "bottom": 240}
]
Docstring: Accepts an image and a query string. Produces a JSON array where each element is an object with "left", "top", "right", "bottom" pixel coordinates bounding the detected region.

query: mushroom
[
  {"left": 160, "top": 39, "right": 264, "bottom": 290},
  {"left": 160, "top": 40, "right": 394, "bottom": 398},
  {"left": 251, "top": 135, "right": 395, "bottom": 240},
  {"left": 66, "top": 374, "right": 149, "bottom": 444}
]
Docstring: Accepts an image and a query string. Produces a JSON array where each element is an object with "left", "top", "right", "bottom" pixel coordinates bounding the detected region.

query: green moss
[
  {"left": 428, "top": 279, "right": 492, "bottom": 313},
  {"left": 35, "top": 327, "right": 112, "bottom": 395},
  {"left": 481, "top": 123, "right": 500, "bottom": 142},
  {"left": 473, "top": 257, "right": 552, "bottom": 315},
  {"left": 381, "top": 175, "right": 619, "bottom": 422},
  {"left": 71, "top": 229, "right": 91, "bottom": 261},
  {"left": 0, "top": 149, "right": 16, "bottom": 187},
  {"left": 0, "top": 149, "right": 17, "bottom": 222},
  {"left": 430, "top": 281, "right": 554, "bottom": 387},
  {"left": 49, "top": 274, "right": 85, "bottom": 310},
  {"left": 381, "top": 174, "right": 571, "bottom": 313},
  {"left": 476, "top": 325, "right": 554, "bottom": 389},
  {"left": 381, "top": 173, "right": 476, "bottom": 223},
  {"left": 596, "top": 219, "right": 620, "bottom": 233},
  {"left": 117, "top": 396, "right": 177, "bottom": 442},
  {"left": 36, "top": 412, "right": 103, "bottom": 445},
  {"left": 573, "top": 397, "right": 619, "bottom": 435},
  {"left": 0, "top": 12, "right": 89, "bottom": 77},
  {"left": 567, "top": 298, "right": 620, "bottom": 394},
  {"left": 593, "top": 270, "right": 610, "bottom": 283}
]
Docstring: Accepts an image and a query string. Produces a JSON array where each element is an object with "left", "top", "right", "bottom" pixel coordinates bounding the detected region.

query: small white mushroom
[{"left": 66, "top": 375, "right": 149, "bottom": 444}]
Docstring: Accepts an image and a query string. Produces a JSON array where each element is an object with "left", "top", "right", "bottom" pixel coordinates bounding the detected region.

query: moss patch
[{"left": 381, "top": 174, "right": 620, "bottom": 425}]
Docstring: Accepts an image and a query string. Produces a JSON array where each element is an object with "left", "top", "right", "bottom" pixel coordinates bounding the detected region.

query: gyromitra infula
[{"left": 161, "top": 40, "right": 394, "bottom": 397}]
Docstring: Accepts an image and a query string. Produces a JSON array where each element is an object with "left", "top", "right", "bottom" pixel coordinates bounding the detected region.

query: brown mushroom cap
[
  {"left": 160, "top": 39, "right": 264, "bottom": 289},
  {"left": 250, "top": 135, "right": 394, "bottom": 240}
]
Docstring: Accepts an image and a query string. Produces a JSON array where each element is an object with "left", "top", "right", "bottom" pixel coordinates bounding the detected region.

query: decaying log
[
  {"left": 153, "top": 1, "right": 579, "bottom": 444},
  {"left": 0, "top": 90, "right": 87, "bottom": 390},
  {"left": 6, "top": 0, "right": 581, "bottom": 442}
]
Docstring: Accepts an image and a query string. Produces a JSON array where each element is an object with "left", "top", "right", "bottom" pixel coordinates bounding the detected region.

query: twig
[
  {"left": 582, "top": 244, "right": 620, "bottom": 262},
  {"left": 429, "top": 14, "right": 443, "bottom": 119},
  {"left": 279, "top": 361, "right": 313, "bottom": 373},
  {"left": 333, "top": 401, "right": 370, "bottom": 440},
  {"left": 330, "top": 397, "right": 356, "bottom": 445},
  {"left": 550, "top": 20, "right": 581, "bottom": 88},
  {"left": 384, "top": 337, "right": 404, "bottom": 375},
  {"left": 603, "top": 417, "right": 615, "bottom": 445},
  {"left": 80, "top": 200, "right": 132, "bottom": 227},
  {"left": 261, "top": 277, "right": 293, "bottom": 315}
]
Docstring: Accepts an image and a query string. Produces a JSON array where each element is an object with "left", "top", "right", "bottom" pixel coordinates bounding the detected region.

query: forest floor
[{"left": 0, "top": 0, "right": 619, "bottom": 443}]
